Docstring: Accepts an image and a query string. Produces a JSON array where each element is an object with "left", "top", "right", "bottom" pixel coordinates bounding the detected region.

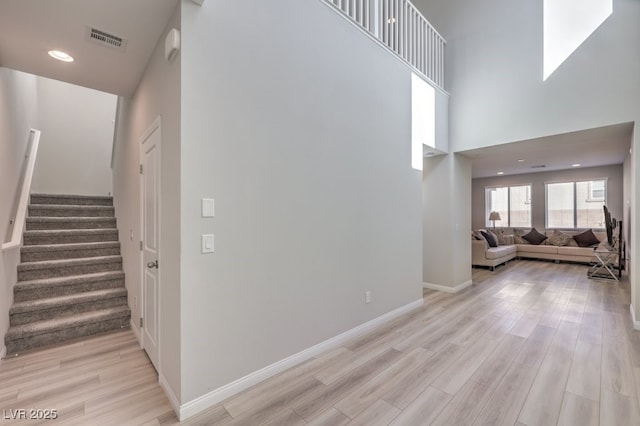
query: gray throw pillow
[
  {"left": 522, "top": 228, "right": 547, "bottom": 245},
  {"left": 547, "top": 230, "right": 572, "bottom": 246},
  {"left": 573, "top": 229, "right": 601, "bottom": 247}
]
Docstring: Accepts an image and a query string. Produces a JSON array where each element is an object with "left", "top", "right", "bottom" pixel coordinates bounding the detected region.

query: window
[
  {"left": 485, "top": 185, "right": 532, "bottom": 228},
  {"left": 546, "top": 179, "right": 606, "bottom": 229}
]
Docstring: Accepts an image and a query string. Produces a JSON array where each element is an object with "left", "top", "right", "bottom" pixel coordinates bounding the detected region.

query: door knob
[{"left": 147, "top": 260, "right": 159, "bottom": 269}]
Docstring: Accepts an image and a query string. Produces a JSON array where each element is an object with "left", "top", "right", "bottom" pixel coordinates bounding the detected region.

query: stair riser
[
  {"left": 28, "top": 207, "right": 115, "bottom": 218},
  {"left": 10, "top": 297, "right": 128, "bottom": 326},
  {"left": 18, "top": 261, "right": 122, "bottom": 281},
  {"left": 21, "top": 246, "right": 121, "bottom": 262},
  {"left": 30, "top": 196, "right": 113, "bottom": 206},
  {"left": 26, "top": 219, "right": 117, "bottom": 230},
  {"left": 14, "top": 278, "right": 125, "bottom": 302},
  {"left": 23, "top": 232, "right": 118, "bottom": 245},
  {"left": 5, "top": 316, "right": 130, "bottom": 354}
]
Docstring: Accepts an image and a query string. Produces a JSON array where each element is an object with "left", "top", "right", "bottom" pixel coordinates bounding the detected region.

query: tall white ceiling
[
  {"left": 460, "top": 123, "right": 633, "bottom": 178},
  {"left": 0, "top": 0, "right": 179, "bottom": 97}
]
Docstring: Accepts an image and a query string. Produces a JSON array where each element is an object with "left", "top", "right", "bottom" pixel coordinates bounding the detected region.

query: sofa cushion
[
  {"left": 557, "top": 246, "right": 595, "bottom": 257},
  {"left": 573, "top": 229, "right": 601, "bottom": 247},
  {"left": 522, "top": 228, "right": 547, "bottom": 245},
  {"left": 481, "top": 231, "right": 498, "bottom": 247},
  {"left": 486, "top": 245, "right": 517, "bottom": 260},
  {"left": 516, "top": 244, "right": 558, "bottom": 254},
  {"left": 547, "top": 230, "right": 572, "bottom": 246}
]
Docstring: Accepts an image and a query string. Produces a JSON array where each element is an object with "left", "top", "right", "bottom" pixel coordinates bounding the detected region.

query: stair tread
[
  {"left": 21, "top": 241, "right": 120, "bottom": 252},
  {"left": 17, "top": 255, "right": 122, "bottom": 271},
  {"left": 29, "top": 204, "right": 114, "bottom": 209},
  {"left": 27, "top": 216, "right": 116, "bottom": 221},
  {"left": 5, "top": 306, "right": 130, "bottom": 339},
  {"left": 31, "top": 193, "right": 113, "bottom": 200},
  {"left": 10, "top": 288, "right": 128, "bottom": 313},
  {"left": 24, "top": 229, "right": 117, "bottom": 235},
  {"left": 15, "top": 271, "right": 125, "bottom": 289}
]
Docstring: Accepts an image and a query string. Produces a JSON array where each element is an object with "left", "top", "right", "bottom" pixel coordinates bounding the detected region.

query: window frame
[
  {"left": 544, "top": 178, "right": 608, "bottom": 229},
  {"left": 484, "top": 184, "right": 532, "bottom": 228}
]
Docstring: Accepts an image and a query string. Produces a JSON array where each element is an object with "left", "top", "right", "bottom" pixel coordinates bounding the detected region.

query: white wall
[
  {"left": 0, "top": 68, "right": 39, "bottom": 357},
  {"left": 32, "top": 77, "right": 116, "bottom": 196},
  {"left": 112, "top": 4, "right": 182, "bottom": 402},
  {"left": 180, "top": 0, "right": 422, "bottom": 403},
  {"left": 423, "top": 153, "right": 472, "bottom": 290},
  {"left": 472, "top": 164, "right": 625, "bottom": 230}
]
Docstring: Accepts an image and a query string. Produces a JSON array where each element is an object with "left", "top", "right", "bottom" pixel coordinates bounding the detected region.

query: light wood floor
[{"left": 2, "top": 260, "right": 639, "bottom": 425}]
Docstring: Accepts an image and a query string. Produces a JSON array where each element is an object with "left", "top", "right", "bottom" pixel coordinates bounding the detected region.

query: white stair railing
[{"left": 324, "top": 0, "right": 446, "bottom": 90}]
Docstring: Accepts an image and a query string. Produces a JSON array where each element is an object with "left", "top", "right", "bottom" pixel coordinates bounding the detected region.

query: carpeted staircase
[{"left": 4, "top": 194, "right": 130, "bottom": 354}]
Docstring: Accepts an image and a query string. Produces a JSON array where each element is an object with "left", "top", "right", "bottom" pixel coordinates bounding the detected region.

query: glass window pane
[
  {"left": 577, "top": 180, "right": 606, "bottom": 228},
  {"left": 510, "top": 185, "right": 531, "bottom": 227},
  {"left": 486, "top": 187, "right": 508, "bottom": 228},
  {"left": 547, "top": 182, "right": 574, "bottom": 228}
]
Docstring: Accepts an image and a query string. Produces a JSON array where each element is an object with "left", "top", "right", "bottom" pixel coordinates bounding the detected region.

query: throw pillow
[
  {"left": 480, "top": 230, "right": 498, "bottom": 248},
  {"left": 522, "top": 228, "right": 547, "bottom": 245},
  {"left": 488, "top": 230, "right": 500, "bottom": 245},
  {"left": 473, "top": 230, "right": 486, "bottom": 241},
  {"left": 573, "top": 229, "right": 601, "bottom": 247},
  {"left": 547, "top": 230, "right": 572, "bottom": 247}
]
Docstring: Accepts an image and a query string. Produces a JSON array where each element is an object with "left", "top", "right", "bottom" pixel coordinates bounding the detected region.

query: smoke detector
[{"left": 86, "top": 26, "right": 127, "bottom": 52}]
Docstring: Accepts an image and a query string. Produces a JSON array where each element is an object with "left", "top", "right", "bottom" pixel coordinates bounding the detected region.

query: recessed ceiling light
[
  {"left": 497, "top": 171, "right": 504, "bottom": 175},
  {"left": 48, "top": 50, "right": 74, "bottom": 62},
  {"left": 572, "top": 163, "right": 581, "bottom": 167},
  {"left": 517, "top": 159, "right": 525, "bottom": 162}
]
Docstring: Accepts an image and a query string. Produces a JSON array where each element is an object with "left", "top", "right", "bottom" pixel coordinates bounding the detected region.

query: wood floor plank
[
  {"left": 347, "top": 399, "right": 400, "bottom": 426},
  {"left": 601, "top": 334, "right": 636, "bottom": 397},
  {"left": 431, "top": 336, "right": 499, "bottom": 395},
  {"left": 566, "top": 340, "right": 602, "bottom": 402},
  {"left": 389, "top": 386, "right": 451, "bottom": 426},
  {"left": 557, "top": 392, "right": 599, "bottom": 426},
  {"left": 333, "top": 347, "right": 432, "bottom": 418},
  {"left": 472, "top": 362, "right": 538, "bottom": 426},
  {"left": 600, "top": 389, "right": 640, "bottom": 426},
  {"left": 431, "top": 379, "right": 492, "bottom": 426},
  {"left": 306, "top": 407, "right": 350, "bottom": 426}
]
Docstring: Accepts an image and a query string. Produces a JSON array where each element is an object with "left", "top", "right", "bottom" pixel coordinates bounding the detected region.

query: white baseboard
[
  {"left": 423, "top": 279, "right": 472, "bottom": 293},
  {"left": 160, "top": 374, "right": 181, "bottom": 416},
  {"left": 130, "top": 319, "right": 143, "bottom": 348},
  {"left": 178, "top": 298, "right": 424, "bottom": 421},
  {"left": 631, "top": 305, "right": 640, "bottom": 330}
]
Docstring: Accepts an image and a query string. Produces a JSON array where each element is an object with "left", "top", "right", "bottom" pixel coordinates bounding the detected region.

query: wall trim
[
  {"left": 130, "top": 319, "right": 143, "bottom": 348},
  {"left": 178, "top": 298, "right": 424, "bottom": 420},
  {"left": 159, "top": 374, "right": 181, "bottom": 415},
  {"left": 631, "top": 304, "right": 640, "bottom": 330},
  {"left": 423, "top": 279, "right": 473, "bottom": 293}
]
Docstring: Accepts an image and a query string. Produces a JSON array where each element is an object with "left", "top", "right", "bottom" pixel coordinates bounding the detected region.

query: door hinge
[
  {"left": 140, "top": 241, "right": 143, "bottom": 251},
  {"left": 140, "top": 317, "right": 144, "bottom": 328},
  {"left": 140, "top": 164, "right": 143, "bottom": 174}
]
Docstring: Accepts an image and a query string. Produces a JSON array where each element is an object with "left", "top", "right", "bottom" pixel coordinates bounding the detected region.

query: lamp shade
[{"left": 488, "top": 211, "right": 501, "bottom": 221}]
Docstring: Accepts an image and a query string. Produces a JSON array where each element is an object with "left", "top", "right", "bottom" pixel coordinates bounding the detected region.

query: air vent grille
[
  {"left": 86, "top": 26, "right": 127, "bottom": 52},
  {"left": 531, "top": 164, "right": 547, "bottom": 169}
]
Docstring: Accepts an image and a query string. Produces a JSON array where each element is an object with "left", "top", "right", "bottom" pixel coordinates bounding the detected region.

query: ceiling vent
[
  {"left": 86, "top": 26, "right": 127, "bottom": 52},
  {"left": 531, "top": 164, "right": 547, "bottom": 169}
]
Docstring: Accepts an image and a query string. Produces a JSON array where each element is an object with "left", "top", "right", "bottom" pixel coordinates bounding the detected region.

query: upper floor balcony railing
[{"left": 324, "top": 0, "right": 446, "bottom": 90}]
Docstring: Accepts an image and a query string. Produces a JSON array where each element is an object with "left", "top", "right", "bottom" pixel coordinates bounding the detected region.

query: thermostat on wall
[{"left": 165, "top": 28, "right": 181, "bottom": 62}]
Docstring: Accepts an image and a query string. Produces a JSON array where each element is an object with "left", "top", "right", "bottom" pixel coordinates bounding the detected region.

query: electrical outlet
[
  {"left": 133, "top": 296, "right": 137, "bottom": 309},
  {"left": 365, "top": 291, "right": 371, "bottom": 304}
]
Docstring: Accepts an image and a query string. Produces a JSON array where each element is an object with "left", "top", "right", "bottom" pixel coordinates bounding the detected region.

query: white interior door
[{"left": 141, "top": 118, "right": 161, "bottom": 371}]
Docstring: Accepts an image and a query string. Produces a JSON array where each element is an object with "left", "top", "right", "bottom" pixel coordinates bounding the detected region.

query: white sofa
[{"left": 472, "top": 229, "right": 606, "bottom": 270}]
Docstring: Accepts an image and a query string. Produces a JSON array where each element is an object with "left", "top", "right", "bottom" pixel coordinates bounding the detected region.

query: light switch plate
[
  {"left": 202, "top": 198, "right": 215, "bottom": 217},
  {"left": 202, "top": 234, "right": 214, "bottom": 253}
]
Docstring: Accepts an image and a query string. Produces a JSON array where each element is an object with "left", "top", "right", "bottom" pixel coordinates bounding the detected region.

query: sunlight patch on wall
[
  {"left": 411, "top": 73, "right": 435, "bottom": 171},
  {"left": 543, "top": 0, "right": 612, "bottom": 80}
]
